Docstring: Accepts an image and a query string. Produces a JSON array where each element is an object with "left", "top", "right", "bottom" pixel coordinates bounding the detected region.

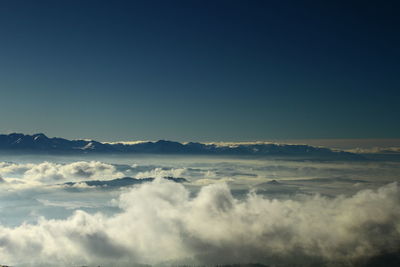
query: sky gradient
[{"left": 0, "top": 0, "right": 399, "bottom": 142}]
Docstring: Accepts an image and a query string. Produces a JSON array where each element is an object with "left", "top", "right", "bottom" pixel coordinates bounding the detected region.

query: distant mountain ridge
[{"left": 0, "top": 133, "right": 362, "bottom": 159}]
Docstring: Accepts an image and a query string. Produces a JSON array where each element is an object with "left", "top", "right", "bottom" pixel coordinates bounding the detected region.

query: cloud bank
[
  {"left": 0, "top": 161, "right": 124, "bottom": 184},
  {"left": 135, "top": 167, "right": 187, "bottom": 179},
  {"left": 0, "top": 180, "right": 399, "bottom": 266}
]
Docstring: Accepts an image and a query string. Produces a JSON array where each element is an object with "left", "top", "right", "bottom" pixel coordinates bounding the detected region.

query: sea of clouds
[
  {"left": 0, "top": 156, "right": 399, "bottom": 266},
  {"left": 0, "top": 180, "right": 399, "bottom": 266}
]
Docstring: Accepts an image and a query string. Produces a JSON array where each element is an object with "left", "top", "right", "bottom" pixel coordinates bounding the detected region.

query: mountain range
[{"left": 0, "top": 133, "right": 361, "bottom": 159}]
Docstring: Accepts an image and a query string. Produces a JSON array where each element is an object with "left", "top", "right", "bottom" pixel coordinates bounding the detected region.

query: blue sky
[{"left": 0, "top": 0, "right": 399, "bottom": 142}]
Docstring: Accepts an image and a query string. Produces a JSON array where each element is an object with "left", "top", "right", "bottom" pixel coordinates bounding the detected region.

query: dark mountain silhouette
[
  {"left": 266, "top": 179, "right": 281, "bottom": 185},
  {"left": 63, "top": 176, "right": 188, "bottom": 188},
  {"left": 0, "top": 133, "right": 363, "bottom": 159}
]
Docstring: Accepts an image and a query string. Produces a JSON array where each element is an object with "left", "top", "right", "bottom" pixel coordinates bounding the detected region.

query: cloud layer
[
  {"left": 0, "top": 180, "right": 399, "bottom": 266},
  {"left": 0, "top": 161, "right": 124, "bottom": 184}
]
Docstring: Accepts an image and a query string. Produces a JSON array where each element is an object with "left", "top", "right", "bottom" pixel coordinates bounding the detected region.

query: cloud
[
  {"left": 37, "top": 199, "right": 103, "bottom": 210},
  {"left": 0, "top": 162, "right": 33, "bottom": 176},
  {"left": 194, "top": 177, "right": 235, "bottom": 185},
  {"left": 135, "top": 167, "right": 187, "bottom": 179},
  {"left": 347, "top": 146, "right": 400, "bottom": 154},
  {"left": 0, "top": 161, "right": 124, "bottom": 183},
  {"left": 0, "top": 180, "right": 399, "bottom": 266}
]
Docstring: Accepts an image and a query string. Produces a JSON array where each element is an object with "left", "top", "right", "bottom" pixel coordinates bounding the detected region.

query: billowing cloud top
[
  {"left": 0, "top": 180, "right": 399, "bottom": 266},
  {"left": 0, "top": 153, "right": 399, "bottom": 267},
  {"left": 0, "top": 161, "right": 124, "bottom": 187}
]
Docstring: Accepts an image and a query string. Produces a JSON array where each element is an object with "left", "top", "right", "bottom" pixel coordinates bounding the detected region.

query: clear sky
[{"left": 0, "top": 0, "right": 399, "bottom": 142}]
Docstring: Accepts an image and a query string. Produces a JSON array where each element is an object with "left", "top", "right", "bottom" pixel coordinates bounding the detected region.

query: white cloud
[
  {"left": 135, "top": 167, "right": 187, "bottom": 179},
  {"left": 37, "top": 199, "right": 102, "bottom": 210},
  {"left": 346, "top": 146, "right": 400, "bottom": 154},
  {"left": 194, "top": 177, "right": 235, "bottom": 185},
  {"left": 0, "top": 180, "right": 399, "bottom": 266},
  {"left": 0, "top": 161, "right": 124, "bottom": 183},
  {"left": 0, "top": 162, "right": 33, "bottom": 176}
]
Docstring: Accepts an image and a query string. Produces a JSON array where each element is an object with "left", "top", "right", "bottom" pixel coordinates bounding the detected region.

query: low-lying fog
[{"left": 0, "top": 153, "right": 399, "bottom": 266}]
